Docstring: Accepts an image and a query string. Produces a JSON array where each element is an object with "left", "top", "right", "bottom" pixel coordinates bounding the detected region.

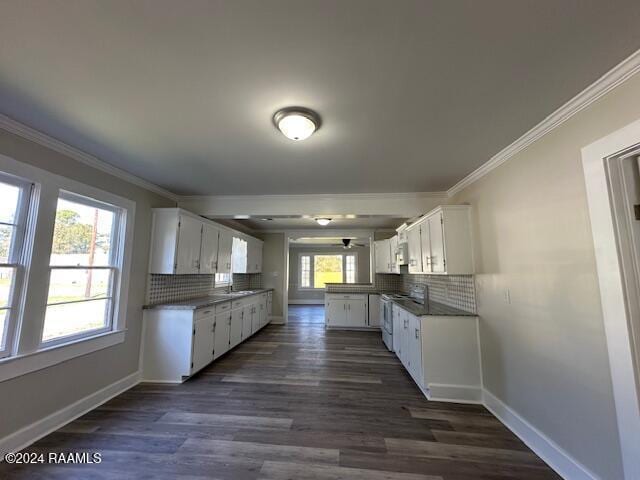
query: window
[
  {"left": 215, "top": 273, "right": 231, "bottom": 286},
  {"left": 0, "top": 173, "right": 32, "bottom": 358},
  {"left": 345, "top": 255, "right": 356, "bottom": 283},
  {"left": 300, "top": 255, "right": 311, "bottom": 288},
  {"left": 299, "top": 253, "right": 357, "bottom": 289},
  {"left": 42, "top": 192, "right": 123, "bottom": 344}
]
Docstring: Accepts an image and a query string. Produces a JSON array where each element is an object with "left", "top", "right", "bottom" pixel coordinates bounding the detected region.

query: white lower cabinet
[
  {"left": 392, "top": 304, "right": 481, "bottom": 403},
  {"left": 242, "top": 304, "right": 253, "bottom": 339},
  {"left": 214, "top": 309, "right": 231, "bottom": 360},
  {"left": 192, "top": 311, "right": 215, "bottom": 374},
  {"left": 142, "top": 291, "right": 272, "bottom": 383},
  {"left": 324, "top": 294, "right": 368, "bottom": 328}
]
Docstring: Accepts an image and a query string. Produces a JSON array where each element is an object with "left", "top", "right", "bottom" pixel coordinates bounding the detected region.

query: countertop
[
  {"left": 143, "top": 288, "right": 273, "bottom": 311},
  {"left": 390, "top": 298, "right": 476, "bottom": 317},
  {"left": 326, "top": 286, "right": 476, "bottom": 316}
]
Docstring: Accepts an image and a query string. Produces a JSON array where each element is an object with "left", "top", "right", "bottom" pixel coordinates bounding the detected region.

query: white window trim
[
  {"left": 297, "top": 251, "right": 358, "bottom": 290},
  {"left": 0, "top": 153, "right": 135, "bottom": 383},
  {"left": 41, "top": 190, "right": 124, "bottom": 347},
  {"left": 0, "top": 171, "right": 34, "bottom": 358}
]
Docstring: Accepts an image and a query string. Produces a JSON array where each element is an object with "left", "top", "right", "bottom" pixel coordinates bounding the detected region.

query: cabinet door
[
  {"left": 420, "top": 222, "right": 432, "bottom": 274},
  {"left": 230, "top": 308, "right": 243, "bottom": 348},
  {"left": 232, "top": 237, "right": 248, "bottom": 273},
  {"left": 428, "top": 212, "right": 445, "bottom": 273},
  {"left": 251, "top": 305, "right": 260, "bottom": 333},
  {"left": 247, "top": 240, "right": 263, "bottom": 273},
  {"left": 407, "top": 227, "right": 423, "bottom": 274},
  {"left": 217, "top": 230, "right": 233, "bottom": 274},
  {"left": 255, "top": 242, "right": 262, "bottom": 272},
  {"left": 347, "top": 300, "right": 367, "bottom": 327},
  {"left": 392, "top": 307, "right": 402, "bottom": 354},
  {"left": 401, "top": 311, "right": 411, "bottom": 368},
  {"left": 176, "top": 215, "right": 203, "bottom": 274},
  {"left": 326, "top": 300, "right": 347, "bottom": 326},
  {"left": 213, "top": 312, "right": 230, "bottom": 359},
  {"left": 242, "top": 305, "right": 253, "bottom": 339},
  {"left": 389, "top": 236, "right": 400, "bottom": 273},
  {"left": 199, "top": 224, "right": 219, "bottom": 274},
  {"left": 410, "top": 315, "right": 423, "bottom": 386},
  {"left": 259, "top": 298, "right": 267, "bottom": 327},
  {"left": 192, "top": 315, "right": 215, "bottom": 373}
]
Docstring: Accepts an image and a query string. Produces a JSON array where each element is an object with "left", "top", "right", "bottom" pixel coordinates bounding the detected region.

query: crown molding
[
  {"left": 0, "top": 113, "right": 178, "bottom": 202},
  {"left": 447, "top": 48, "right": 640, "bottom": 197}
]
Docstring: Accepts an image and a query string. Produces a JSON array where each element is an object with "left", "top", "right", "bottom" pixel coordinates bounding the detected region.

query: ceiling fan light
[{"left": 315, "top": 218, "right": 331, "bottom": 226}]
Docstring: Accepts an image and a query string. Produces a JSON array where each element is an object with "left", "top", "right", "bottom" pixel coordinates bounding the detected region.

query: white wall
[
  {"left": 0, "top": 129, "right": 174, "bottom": 440},
  {"left": 260, "top": 233, "right": 285, "bottom": 319},
  {"left": 449, "top": 73, "right": 640, "bottom": 479}
]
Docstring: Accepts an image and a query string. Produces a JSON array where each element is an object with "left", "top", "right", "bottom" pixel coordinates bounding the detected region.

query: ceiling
[
  {"left": 290, "top": 237, "right": 370, "bottom": 246},
  {"left": 214, "top": 216, "right": 407, "bottom": 231},
  {"left": 1, "top": 1, "right": 640, "bottom": 196}
]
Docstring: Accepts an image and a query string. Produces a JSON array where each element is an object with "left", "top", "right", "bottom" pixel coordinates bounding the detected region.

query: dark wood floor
[{"left": 1, "top": 305, "right": 560, "bottom": 479}]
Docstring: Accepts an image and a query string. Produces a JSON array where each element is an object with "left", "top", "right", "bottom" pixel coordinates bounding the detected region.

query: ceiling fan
[{"left": 340, "top": 238, "right": 366, "bottom": 249}]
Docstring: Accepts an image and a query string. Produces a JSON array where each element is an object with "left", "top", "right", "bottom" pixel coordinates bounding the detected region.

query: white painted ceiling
[
  {"left": 1, "top": 1, "right": 639, "bottom": 195},
  {"left": 217, "top": 216, "right": 407, "bottom": 231}
]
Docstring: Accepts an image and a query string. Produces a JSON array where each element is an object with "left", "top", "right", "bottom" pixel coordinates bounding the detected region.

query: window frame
[
  {"left": 41, "top": 190, "right": 124, "bottom": 347},
  {"left": 0, "top": 171, "right": 33, "bottom": 359},
  {"left": 298, "top": 252, "right": 358, "bottom": 290},
  {"left": 0, "top": 152, "right": 136, "bottom": 382}
]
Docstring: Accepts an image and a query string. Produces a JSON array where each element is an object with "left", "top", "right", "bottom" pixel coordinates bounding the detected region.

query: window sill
[{"left": 0, "top": 329, "right": 126, "bottom": 383}]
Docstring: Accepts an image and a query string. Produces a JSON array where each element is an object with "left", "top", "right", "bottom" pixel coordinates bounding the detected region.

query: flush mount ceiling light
[
  {"left": 315, "top": 218, "right": 332, "bottom": 226},
  {"left": 273, "top": 107, "right": 321, "bottom": 141}
]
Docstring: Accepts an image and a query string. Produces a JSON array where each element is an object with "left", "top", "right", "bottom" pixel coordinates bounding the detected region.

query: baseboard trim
[
  {"left": 269, "top": 315, "right": 285, "bottom": 324},
  {"left": 288, "top": 300, "right": 325, "bottom": 305},
  {"left": 483, "top": 389, "right": 598, "bottom": 480},
  {"left": 0, "top": 371, "right": 140, "bottom": 459},
  {"left": 427, "top": 383, "right": 483, "bottom": 404}
]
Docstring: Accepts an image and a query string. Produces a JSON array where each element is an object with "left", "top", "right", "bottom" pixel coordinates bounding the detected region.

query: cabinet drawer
[
  {"left": 215, "top": 302, "right": 231, "bottom": 313},
  {"left": 195, "top": 307, "right": 214, "bottom": 320},
  {"left": 326, "top": 293, "right": 367, "bottom": 301},
  {"left": 233, "top": 298, "right": 250, "bottom": 309}
]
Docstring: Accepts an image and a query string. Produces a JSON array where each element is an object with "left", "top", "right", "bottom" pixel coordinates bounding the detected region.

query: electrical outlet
[{"left": 504, "top": 289, "right": 511, "bottom": 304}]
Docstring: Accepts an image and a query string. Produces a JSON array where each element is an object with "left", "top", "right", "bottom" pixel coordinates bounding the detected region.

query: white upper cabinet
[
  {"left": 389, "top": 235, "right": 400, "bottom": 273},
  {"left": 216, "top": 229, "right": 234, "bottom": 274},
  {"left": 407, "top": 225, "right": 423, "bottom": 273},
  {"left": 247, "top": 238, "right": 263, "bottom": 273},
  {"left": 148, "top": 208, "right": 257, "bottom": 275},
  {"left": 199, "top": 223, "right": 220, "bottom": 274},
  {"left": 175, "top": 214, "right": 203, "bottom": 274},
  {"left": 232, "top": 236, "right": 263, "bottom": 274},
  {"left": 409, "top": 205, "right": 473, "bottom": 275},
  {"left": 232, "top": 236, "right": 248, "bottom": 273},
  {"left": 426, "top": 212, "right": 445, "bottom": 273},
  {"left": 375, "top": 236, "right": 400, "bottom": 274}
]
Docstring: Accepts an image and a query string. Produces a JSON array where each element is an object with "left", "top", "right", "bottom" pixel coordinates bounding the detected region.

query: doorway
[
  {"left": 283, "top": 232, "right": 374, "bottom": 326},
  {"left": 582, "top": 121, "right": 640, "bottom": 479}
]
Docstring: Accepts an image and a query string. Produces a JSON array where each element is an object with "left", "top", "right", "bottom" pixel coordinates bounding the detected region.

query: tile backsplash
[
  {"left": 147, "top": 273, "right": 263, "bottom": 305},
  {"left": 376, "top": 268, "right": 476, "bottom": 313}
]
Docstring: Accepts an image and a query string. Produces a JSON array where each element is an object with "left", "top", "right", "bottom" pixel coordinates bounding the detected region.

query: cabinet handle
[
  {"left": 415, "top": 328, "right": 419, "bottom": 339},
  {"left": 343, "top": 304, "right": 346, "bottom": 310}
]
